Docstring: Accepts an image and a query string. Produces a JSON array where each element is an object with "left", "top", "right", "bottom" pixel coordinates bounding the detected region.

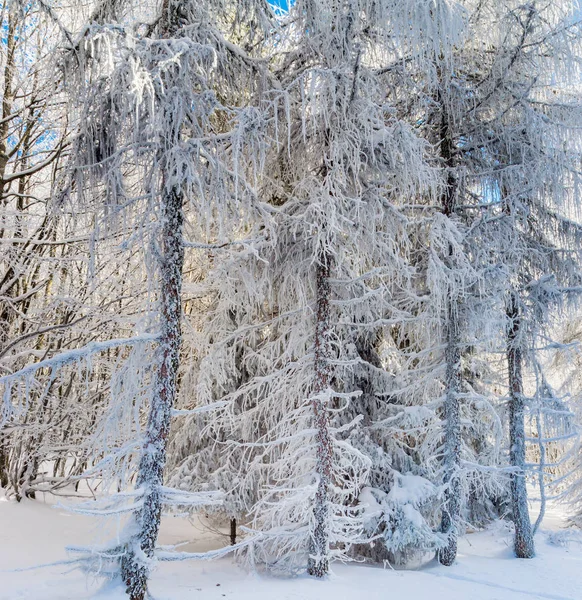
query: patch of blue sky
[
  {"left": 269, "top": 0, "right": 294, "bottom": 16},
  {"left": 480, "top": 178, "right": 502, "bottom": 208},
  {"left": 6, "top": 114, "right": 60, "bottom": 161},
  {"left": 2, "top": 2, "right": 38, "bottom": 43},
  {"left": 1, "top": 4, "right": 41, "bottom": 69},
  {"left": 1, "top": 14, "right": 10, "bottom": 45}
]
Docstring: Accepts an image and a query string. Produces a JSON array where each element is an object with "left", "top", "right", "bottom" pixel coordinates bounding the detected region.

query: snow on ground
[{"left": 1, "top": 491, "right": 582, "bottom": 600}]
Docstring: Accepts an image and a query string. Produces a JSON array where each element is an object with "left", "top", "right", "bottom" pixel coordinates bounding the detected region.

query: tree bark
[
  {"left": 438, "top": 300, "right": 462, "bottom": 566},
  {"left": 0, "top": 4, "right": 16, "bottom": 203},
  {"left": 307, "top": 258, "right": 333, "bottom": 578},
  {"left": 121, "top": 187, "right": 184, "bottom": 600},
  {"left": 0, "top": 438, "right": 8, "bottom": 488},
  {"left": 506, "top": 291, "right": 535, "bottom": 558},
  {"left": 437, "top": 94, "right": 462, "bottom": 567}
]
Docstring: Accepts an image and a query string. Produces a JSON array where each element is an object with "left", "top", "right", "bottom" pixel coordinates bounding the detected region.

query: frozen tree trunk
[
  {"left": 438, "top": 303, "right": 461, "bottom": 566},
  {"left": 0, "top": 3, "right": 16, "bottom": 202},
  {"left": 307, "top": 258, "right": 333, "bottom": 578},
  {"left": 0, "top": 453, "right": 7, "bottom": 488},
  {"left": 0, "top": 6, "right": 17, "bottom": 349},
  {"left": 506, "top": 291, "right": 535, "bottom": 558},
  {"left": 437, "top": 102, "right": 462, "bottom": 567},
  {"left": 0, "top": 435, "right": 8, "bottom": 488},
  {"left": 532, "top": 407, "right": 546, "bottom": 536},
  {"left": 121, "top": 187, "right": 184, "bottom": 600}
]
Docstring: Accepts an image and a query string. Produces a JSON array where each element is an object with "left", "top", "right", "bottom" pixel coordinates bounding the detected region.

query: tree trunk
[
  {"left": 0, "top": 438, "right": 8, "bottom": 488},
  {"left": 307, "top": 258, "right": 333, "bottom": 578},
  {"left": 0, "top": 4, "right": 16, "bottom": 204},
  {"left": 438, "top": 300, "right": 461, "bottom": 566},
  {"left": 121, "top": 187, "right": 184, "bottom": 600},
  {"left": 437, "top": 94, "right": 462, "bottom": 567},
  {"left": 506, "top": 291, "right": 535, "bottom": 558}
]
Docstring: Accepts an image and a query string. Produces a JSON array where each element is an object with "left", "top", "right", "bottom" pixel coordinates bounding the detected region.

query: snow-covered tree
[
  {"left": 2, "top": 0, "right": 582, "bottom": 591},
  {"left": 0, "top": 0, "right": 104, "bottom": 499},
  {"left": 368, "top": 0, "right": 507, "bottom": 566},
  {"left": 3, "top": 0, "right": 273, "bottom": 598},
  {"left": 464, "top": 0, "right": 582, "bottom": 558},
  {"left": 169, "top": 0, "right": 445, "bottom": 576},
  {"left": 379, "top": 0, "right": 582, "bottom": 563}
]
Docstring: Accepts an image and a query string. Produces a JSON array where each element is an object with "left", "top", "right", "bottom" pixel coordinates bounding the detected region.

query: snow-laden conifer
[
  {"left": 462, "top": 0, "right": 582, "bottom": 558},
  {"left": 1, "top": 1, "right": 275, "bottom": 598},
  {"left": 168, "top": 0, "right": 444, "bottom": 575}
]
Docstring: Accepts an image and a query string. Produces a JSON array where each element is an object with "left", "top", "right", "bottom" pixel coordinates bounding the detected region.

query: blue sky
[{"left": 269, "top": 0, "right": 292, "bottom": 13}]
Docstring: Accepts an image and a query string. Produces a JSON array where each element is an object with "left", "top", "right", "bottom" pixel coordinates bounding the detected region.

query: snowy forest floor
[{"left": 1, "top": 491, "right": 582, "bottom": 600}]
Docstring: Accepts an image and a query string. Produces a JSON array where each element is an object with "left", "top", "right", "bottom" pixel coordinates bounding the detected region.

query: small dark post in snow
[
  {"left": 307, "top": 258, "right": 333, "bottom": 578},
  {"left": 230, "top": 518, "right": 237, "bottom": 546},
  {"left": 506, "top": 291, "right": 535, "bottom": 559}
]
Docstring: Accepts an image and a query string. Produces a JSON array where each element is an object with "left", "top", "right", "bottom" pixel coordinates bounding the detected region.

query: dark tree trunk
[
  {"left": 438, "top": 301, "right": 461, "bottom": 566},
  {"left": 307, "top": 259, "right": 333, "bottom": 578},
  {"left": 506, "top": 292, "right": 535, "bottom": 558},
  {"left": 121, "top": 187, "right": 184, "bottom": 600},
  {"left": 0, "top": 436, "right": 8, "bottom": 488},
  {"left": 0, "top": 4, "right": 16, "bottom": 203},
  {"left": 437, "top": 94, "right": 462, "bottom": 567}
]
